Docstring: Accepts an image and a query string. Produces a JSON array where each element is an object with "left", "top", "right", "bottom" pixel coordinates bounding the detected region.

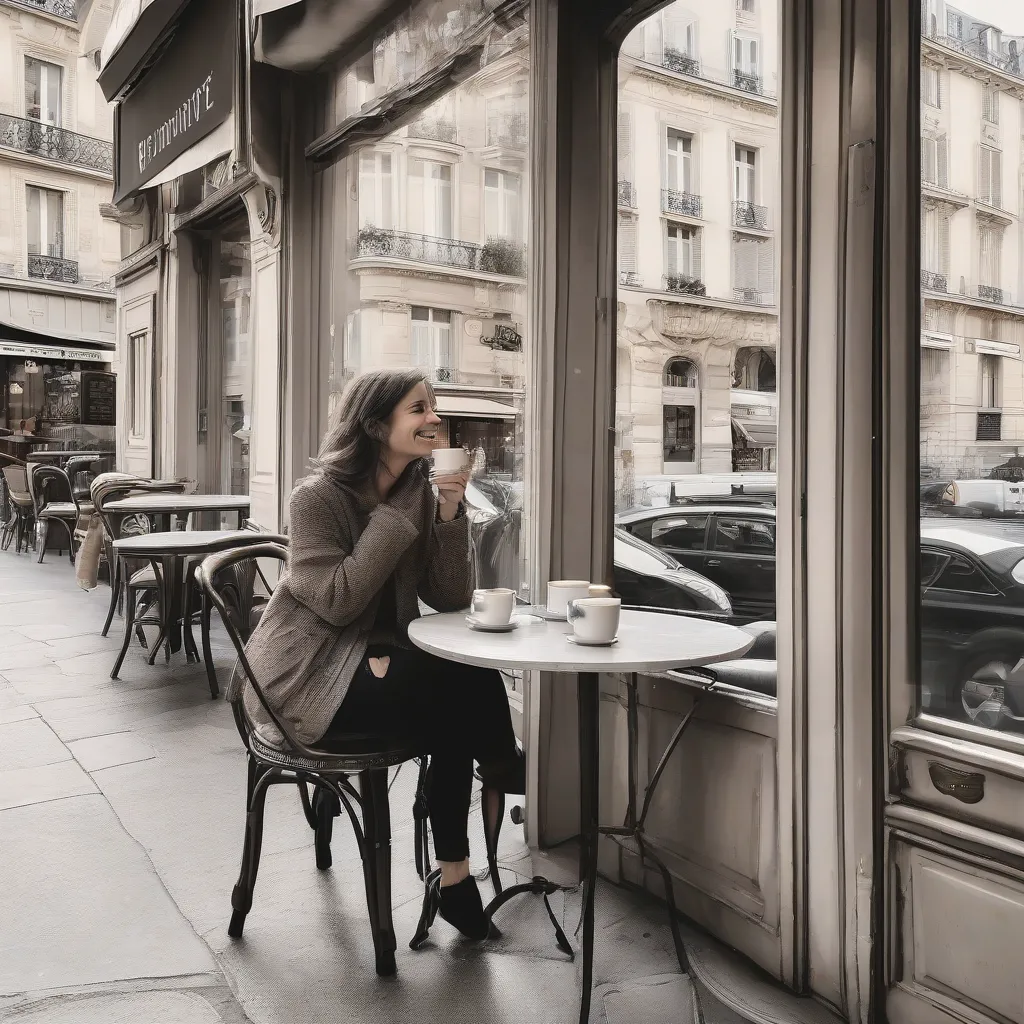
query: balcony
[
  {"left": 664, "top": 273, "right": 707, "bottom": 296},
  {"left": 6, "top": 0, "right": 76, "bottom": 19},
  {"left": 733, "top": 70, "right": 764, "bottom": 94},
  {"left": 927, "top": 32, "right": 1024, "bottom": 82},
  {"left": 618, "top": 180, "right": 637, "bottom": 208},
  {"left": 733, "top": 288, "right": 773, "bottom": 306},
  {"left": 407, "top": 119, "right": 458, "bottom": 144},
  {"left": 662, "top": 188, "right": 702, "bottom": 219},
  {"left": 620, "top": 270, "right": 641, "bottom": 287},
  {"left": 733, "top": 201, "right": 770, "bottom": 230},
  {"left": 921, "top": 269, "right": 947, "bottom": 292},
  {"left": 0, "top": 114, "right": 112, "bottom": 173},
  {"left": 486, "top": 113, "right": 527, "bottom": 150},
  {"left": 28, "top": 254, "right": 79, "bottom": 284},
  {"left": 662, "top": 48, "right": 701, "bottom": 77},
  {"left": 354, "top": 228, "right": 525, "bottom": 278},
  {"left": 978, "top": 284, "right": 1006, "bottom": 304}
]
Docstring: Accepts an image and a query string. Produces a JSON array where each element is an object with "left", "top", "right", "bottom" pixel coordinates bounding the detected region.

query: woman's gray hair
[{"left": 313, "top": 368, "right": 437, "bottom": 485}]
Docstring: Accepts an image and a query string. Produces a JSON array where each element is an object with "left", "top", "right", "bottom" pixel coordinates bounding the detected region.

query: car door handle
[{"left": 706, "top": 559, "right": 722, "bottom": 567}]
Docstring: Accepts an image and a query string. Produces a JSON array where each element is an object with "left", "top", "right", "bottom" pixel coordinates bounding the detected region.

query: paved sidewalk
[{"left": 0, "top": 545, "right": 685, "bottom": 1024}]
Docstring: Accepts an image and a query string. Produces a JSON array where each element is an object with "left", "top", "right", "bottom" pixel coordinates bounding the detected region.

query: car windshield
[{"left": 614, "top": 528, "right": 681, "bottom": 572}]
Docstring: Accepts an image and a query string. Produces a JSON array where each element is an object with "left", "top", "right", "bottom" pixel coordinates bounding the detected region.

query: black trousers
[{"left": 320, "top": 644, "right": 518, "bottom": 862}]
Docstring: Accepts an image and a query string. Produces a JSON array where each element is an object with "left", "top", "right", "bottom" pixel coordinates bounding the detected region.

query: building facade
[
  {"left": 920, "top": 2, "right": 1024, "bottom": 481},
  {"left": 0, "top": 0, "right": 118, "bottom": 448},
  {"left": 614, "top": 0, "right": 780, "bottom": 502}
]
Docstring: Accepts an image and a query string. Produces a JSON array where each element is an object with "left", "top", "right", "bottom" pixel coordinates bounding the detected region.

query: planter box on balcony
[{"left": 664, "top": 274, "right": 706, "bottom": 296}]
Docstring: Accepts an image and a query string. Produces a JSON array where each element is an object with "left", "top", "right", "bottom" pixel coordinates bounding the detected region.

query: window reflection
[
  {"left": 919, "top": 1, "right": 1024, "bottom": 733},
  {"left": 615, "top": 0, "right": 780, "bottom": 697}
]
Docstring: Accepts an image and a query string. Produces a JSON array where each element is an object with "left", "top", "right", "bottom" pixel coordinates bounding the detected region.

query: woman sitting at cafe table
[{"left": 236, "top": 367, "right": 524, "bottom": 941}]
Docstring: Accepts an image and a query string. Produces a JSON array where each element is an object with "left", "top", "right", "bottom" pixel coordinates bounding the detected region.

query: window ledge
[
  {"left": 349, "top": 254, "right": 524, "bottom": 286},
  {"left": 894, "top": 721, "right": 1024, "bottom": 775}
]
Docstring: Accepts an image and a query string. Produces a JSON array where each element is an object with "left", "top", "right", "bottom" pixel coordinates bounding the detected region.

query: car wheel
[{"left": 958, "top": 649, "right": 1024, "bottom": 729}]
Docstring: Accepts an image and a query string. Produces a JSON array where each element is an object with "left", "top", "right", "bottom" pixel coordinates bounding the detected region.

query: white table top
[
  {"left": 407, "top": 609, "right": 753, "bottom": 674},
  {"left": 106, "top": 493, "right": 250, "bottom": 513},
  {"left": 113, "top": 530, "right": 258, "bottom": 555}
]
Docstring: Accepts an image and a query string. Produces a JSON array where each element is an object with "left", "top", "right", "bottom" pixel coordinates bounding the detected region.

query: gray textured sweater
[{"left": 236, "top": 462, "right": 474, "bottom": 745}]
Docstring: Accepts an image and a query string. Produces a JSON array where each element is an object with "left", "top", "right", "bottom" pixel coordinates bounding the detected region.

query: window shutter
[
  {"left": 618, "top": 108, "right": 633, "bottom": 183},
  {"left": 665, "top": 227, "right": 677, "bottom": 276},
  {"left": 983, "top": 88, "right": 993, "bottom": 122},
  {"left": 937, "top": 135, "right": 948, "bottom": 187},
  {"left": 619, "top": 215, "right": 637, "bottom": 274},
  {"left": 993, "top": 150, "right": 1002, "bottom": 207},
  {"left": 734, "top": 235, "right": 758, "bottom": 290},
  {"left": 757, "top": 238, "right": 774, "bottom": 296},
  {"left": 980, "top": 146, "right": 991, "bottom": 204},
  {"left": 939, "top": 213, "right": 950, "bottom": 273},
  {"left": 922, "top": 137, "right": 936, "bottom": 183},
  {"left": 691, "top": 230, "right": 702, "bottom": 281}
]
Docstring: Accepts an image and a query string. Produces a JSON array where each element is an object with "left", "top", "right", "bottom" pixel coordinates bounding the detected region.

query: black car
[
  {"left": 920, "top": 520, "right": 1024, "bottom": 729},
  {"left": 616, "top": 504, "right": 776, "bottom": 622}
]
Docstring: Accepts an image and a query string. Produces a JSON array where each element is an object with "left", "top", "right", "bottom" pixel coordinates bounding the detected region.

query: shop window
[
  {"left": 408, "top": 159, "right": 452, "bottom": 238},
  {"left": 663, "top": 404, "right": 696, "bottom": 463},
  {"left": 483, "top": 168, "right": 521, "bottom": 242},
  {"left": 25, "top": 57, "right": 62, "bottom": 126},
  {"left": 411, "top": 307, "right": 453, "bottom": 374},
  {"left": 26, "top": 186, "right": 64, "bottom": 259}
]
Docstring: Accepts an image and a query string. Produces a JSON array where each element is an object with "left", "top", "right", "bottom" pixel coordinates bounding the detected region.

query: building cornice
[
  {"left": 922, "top": 35, "right": 1024, "bottom": 98},
  {"left": 0, "top": 273, "right": 113, "bottom": 300},
  {"left": 621, "top": 55, "right": 778, "bottom": 112},
  {"left": 646, "top": 296, "right": 779, "bottom": 344},
  {"left": 351, "top": 257, "right": 526, "bottom": 291}
]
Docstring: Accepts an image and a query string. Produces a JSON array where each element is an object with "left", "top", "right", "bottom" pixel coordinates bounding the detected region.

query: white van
[{"left": 952, "top": 479, "right": 1024, "bottom": 513}]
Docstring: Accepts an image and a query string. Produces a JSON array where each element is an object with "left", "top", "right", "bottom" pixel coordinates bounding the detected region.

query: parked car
[
  {"left": 636, "top": 473, "right": 776, "bottom": 508},
  {"left": 616, "top": 504, "right": 777, "bottom": 622},
  {"left": 920, "top": 520, "right": 1024, "bottom": 729}
]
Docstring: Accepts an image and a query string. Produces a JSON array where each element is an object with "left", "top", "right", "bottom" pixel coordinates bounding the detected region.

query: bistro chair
[
  {"left": 197, "top": 542, "right": 509, "bottom": 976},
  {"left": 28, "top": 463, "right": 92, "bottom": 565},
  {"left": 1, "top": 465, "right": 34, "bottom": 554}
]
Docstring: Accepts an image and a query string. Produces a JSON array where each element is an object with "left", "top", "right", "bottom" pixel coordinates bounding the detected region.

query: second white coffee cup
[
  {"left": 470, "top": 587, "right": 516, "bottom": 626},
  {"left": 567, "top": 597, "right": 621, "bottom": 644},
  {"left": 546, "top": 580, "right": 591, "bottom": 618},
  {"left": 431, "top": 447, "right": 467, "bottom": 475}
]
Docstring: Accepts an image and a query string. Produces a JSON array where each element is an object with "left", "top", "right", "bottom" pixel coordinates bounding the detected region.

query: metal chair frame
[
  {"left": 28, "top": 463, "right": 84, "bottom": 564},
  {"left": 2, "top": 465, "right": 36, "bottom": 554}
]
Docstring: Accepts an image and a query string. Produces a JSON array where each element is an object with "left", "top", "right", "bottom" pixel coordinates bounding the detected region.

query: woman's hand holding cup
[{"left": 430, "top": 447, "right": 469, "bottom": 521}]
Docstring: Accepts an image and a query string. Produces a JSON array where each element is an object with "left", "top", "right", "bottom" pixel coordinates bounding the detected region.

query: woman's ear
[{"left": 364, "top": 419, "right": 389, "bottom": 443}]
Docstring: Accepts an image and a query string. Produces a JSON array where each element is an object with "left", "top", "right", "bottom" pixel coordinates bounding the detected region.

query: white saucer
[
  {"left": 566, "top": 635, "right": 619, "bottom": 647},
  {"left": 529, "top": 606, "right": 569, "bottom": 621},
  {"left": 466, "top": 616, "right": 518, "bottom": 633}
]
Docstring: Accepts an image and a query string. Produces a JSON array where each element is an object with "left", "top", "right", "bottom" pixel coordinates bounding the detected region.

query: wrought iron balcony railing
[
  {"left": 921, "top": 269, "right": 947, "bottom": 292},
  {"left": 486, "top": 113, "right": 527, "bottom": 149},
  {"left": 733, "top": 287, "right": 773, "bottom": 305},
  {"left": 6, "top": 0, "right": 77, "bottom": 19},
  {"left": 733, "top": 70, "right": 764, "bottom": 94},
  {"left": 408, "top": 119, "right": 458, "bottom": 144},
  {"left": 978, "top": 284, "right": 1006, "bottom": 304},
  {"left": 927, "top": 33, "right": 1024, "bottom": 81},
  {"left": 354, "top": 228, "right": 526, "bottom": 277},
  {"left": 664, "top": 273, "right": 706, "bottom": 296},
  {"left": 619, "top": 270, "right": 641, "bottom": 287},
  {"left": 733, "top": 200, "right": 770, "bottom": 229},
  {"left": 663, "top": 48, "right": 701, "bottom": 77},
  {"left": 618, "top": 180, "right": 637, "bottom": 208},
  {"left": 662, "top": 188, "right": 702, "bottom": 218},
  {"left": 977, "top": 411, "right": 1002, "bottom": 441},
  {"left": 28, "top": 254, "right": 78, "bottom": 284},
  {"left": 0, "top": 114, "right": 112, "bottom": 173}
]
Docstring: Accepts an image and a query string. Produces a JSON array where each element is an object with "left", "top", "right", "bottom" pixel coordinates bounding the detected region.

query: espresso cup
[
  {"left": 470, "top": 587, "right": 515, "bottom": 626},
  {"left": 566, "top": 597, "right": 621, "bottom": 644},
  {"left": 431, "top": 447, "right": 467, "bottom": 476},
  {"left": 546, "top": 579, "right": 591, "bottom": 618}
]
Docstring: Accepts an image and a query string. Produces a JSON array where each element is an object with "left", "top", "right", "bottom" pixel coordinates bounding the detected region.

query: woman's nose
[{"left": 426, "top": 410, "right": 442, "bottom": 425}]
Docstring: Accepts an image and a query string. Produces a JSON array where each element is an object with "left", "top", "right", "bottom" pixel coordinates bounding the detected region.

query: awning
[
  {"left": 98, "top": 0, "right": 193, "bottom": 102},
  {"left": 0, "top": 340, "right": 112, "bottom": 364},
  {"left": 435, "top": 396, "right": 517, "bottom": 421},
  {"left": 732, "top": 418, "right": 777, "bottom": 448},
  {"left": 0, "top": 302, "right": 116, "bottom": 350}
]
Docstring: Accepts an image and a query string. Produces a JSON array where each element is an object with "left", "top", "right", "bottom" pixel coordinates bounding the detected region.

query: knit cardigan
[{"left": 237, "top": 462, "right": 474, "bottom": 745}]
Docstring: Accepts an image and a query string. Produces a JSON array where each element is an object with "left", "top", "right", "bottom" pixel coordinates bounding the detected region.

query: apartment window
[
  {"left": 982, "top": 85, "right": 1000, "bottom": 125},
  {"left": 947, "top": 10, "right": 964, "bottom": 39},
  {"left": 666, "top": 224, "right": 701, "bottom": 280},
  {"left": 618, "top": 214, "right": 638, "bottom": 285},
  {"left": 26, "top": 186, "right": 63, "bottom": 258},
  {"left": 732, "top": 32, "right": 760, "bottom": 80},
  {"left": 979, "top": 223, "right": 1002, "bottom": 289},
  {"left": 980, "top": 354, "right": 1000, "bottom": 409},
  {"left": 128, "top": 333, "right": 148, "bottom": 438},
  {"left": 737, "top": 0, "right": 756, "bottom": 12},
  {"left": 921, "top": 207, "right": 949, "bottom": 274},
  {"left": 25, "top": 58, "right": 62, "bottom": 126},
  {"left": 734, "top": 145, "right": 757, "bottom": 203},
  {"left": 483, "top": 168, "right": 521, "bottom": 241},
  {"left": 358, "top": 151, "right": 393, "bottom": 229},
  {"left": 664, "top": 10, "right": 698, "bottom": 58},
  {"left": 408, "top": 159, "right": 453, "bottom": 238},
  {"left": 921, "top": 134, "right": 948, "bottom": 187},
  {"left": 922, "top": 66, "right": 941, "bottom": 108},
  {"left": 979, "top": 146, "right": 1002, "bottom": 207},
  {"left": 666, "top": 129, "right": 694, "bottom": 194},
  {"left": 733, "top": 234, "right": 774, "bottom": 301},
  {"left": 410, "top": 306, "right": 453, "bottom": 370}
]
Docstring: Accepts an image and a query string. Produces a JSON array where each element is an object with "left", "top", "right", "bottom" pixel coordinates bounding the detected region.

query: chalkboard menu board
[{"left": 81, "top": 371, "right": 116, "bottom": 426}]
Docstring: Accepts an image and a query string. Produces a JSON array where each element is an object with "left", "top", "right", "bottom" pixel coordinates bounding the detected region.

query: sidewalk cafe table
[
  {"left": 407, "top": 608, "right": 753, "bottom": 1023},
  {"left": 104, "top": 492, "right": 251, "bottom": 532},
  {"left": 111, "top": 529, "right": 263, "bottom": 663}
]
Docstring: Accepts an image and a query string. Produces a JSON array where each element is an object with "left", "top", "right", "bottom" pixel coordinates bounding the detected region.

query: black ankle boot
[
  {"left": 478, "top": 747, "right": 526, "bottom": 795},
  {"left": 437, "top": 875, "right": 489, "bottom": 940}
]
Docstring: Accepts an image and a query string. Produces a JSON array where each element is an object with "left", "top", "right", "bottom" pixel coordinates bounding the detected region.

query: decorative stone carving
[
  {"left": 650, "top": 299, "right": 779, "bottom": 345},
  {"left": 241, "top": 182, "right": 280, "bottom": 248}
]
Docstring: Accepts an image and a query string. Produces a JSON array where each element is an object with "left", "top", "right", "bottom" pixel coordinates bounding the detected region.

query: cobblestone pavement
[{"left": 0, "top": 545, "right": 684, "bottom": 1024}]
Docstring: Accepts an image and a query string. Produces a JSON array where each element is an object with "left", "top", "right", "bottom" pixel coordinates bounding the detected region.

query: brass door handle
[{"left": 928, "top": 761, "right": 985, "bottom": 804}]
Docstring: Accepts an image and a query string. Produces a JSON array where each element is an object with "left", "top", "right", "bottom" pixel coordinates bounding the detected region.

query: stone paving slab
[
  {"left": 68, "top": 732, "right": 157, "bottom": 772},
  {"left": 0, "top": 761, "right": 97, "bottom": 811},
  {"left": 0, "top": 718, "right": 70, "bottom": 771}
]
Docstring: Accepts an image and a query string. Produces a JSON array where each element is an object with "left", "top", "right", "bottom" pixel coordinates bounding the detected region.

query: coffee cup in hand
[
  {"left": 567, "top": 597, "right": 621, "bottom": 644},
  {"left": 431, "top": 447, "right": 467, "bottom": 476},
  {"left": 470, "top": 587, "right": 516, "bottom": 626}
]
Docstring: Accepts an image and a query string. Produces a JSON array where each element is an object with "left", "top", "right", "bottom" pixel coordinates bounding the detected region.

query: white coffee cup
[
  {"left": 567, "top": 597, "right": 621, "bottom": 644},
  {"left": 546, "top": 579, "right": 591, "bottom": 618},
  {"left": 431, "top": 447, "right": 467, "bottom": 476},
  {"left": 470, "top": 587, "right": 515, "bottom": 626}
]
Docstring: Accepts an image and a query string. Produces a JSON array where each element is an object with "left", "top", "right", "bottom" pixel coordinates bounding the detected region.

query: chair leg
[
  {"left": 360, "top": 769, "right": 397, "bottom": 976},
  {"left": 35, "top": 519, "right": 49, "bottom": 564},
  {"left": 313, "top": 785, "right": 339, "bottom": 870},
  {"left": 201, "top": 592, "right": 219, "bottom": 698},
  {"left": 182, "top": 575, "right": 200, "bottom": 664},
  {"left": 228, "top": 762, "right": 273, "bottom": 939},
  {"left": 111, "top": 586, "right": 138, "bottom": 679},
  {"left": 61, "top": 520, "right": 76, "bottom": 565},
  {"left": 414, "top": 758, "right": 431, "bottom": 882},
  {"left": 102, "top": 567, "right": 121, "bottom": 638},
  {"left": 481, "top": 785, "right": 505, "bottom": 896}
]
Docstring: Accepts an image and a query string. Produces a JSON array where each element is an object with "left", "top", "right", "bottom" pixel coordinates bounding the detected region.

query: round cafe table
[
  {"left": 407, "top": 608, "right": 753, "bottom": 1024},
  {"left": 104, "top": 492, "right": 251, "bottom": 532}
]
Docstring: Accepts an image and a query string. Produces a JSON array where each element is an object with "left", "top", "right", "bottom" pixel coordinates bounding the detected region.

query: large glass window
[
  {"left": 918, "top": 1, "right": 1024, "bottom": 733},
  {"left": 25, "top": 57, "right": 62, "bottom": 126},
  {"left": 26, "top": 186, "right": 64, "bottom": 262},
  {"left": 408, "top": 158, "right": 453, "bottom": 238}
]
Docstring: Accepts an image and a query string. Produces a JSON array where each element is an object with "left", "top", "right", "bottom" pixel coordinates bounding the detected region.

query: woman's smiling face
[{"left": 384, "top": 380, "right": 441, "bottom": 461}]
